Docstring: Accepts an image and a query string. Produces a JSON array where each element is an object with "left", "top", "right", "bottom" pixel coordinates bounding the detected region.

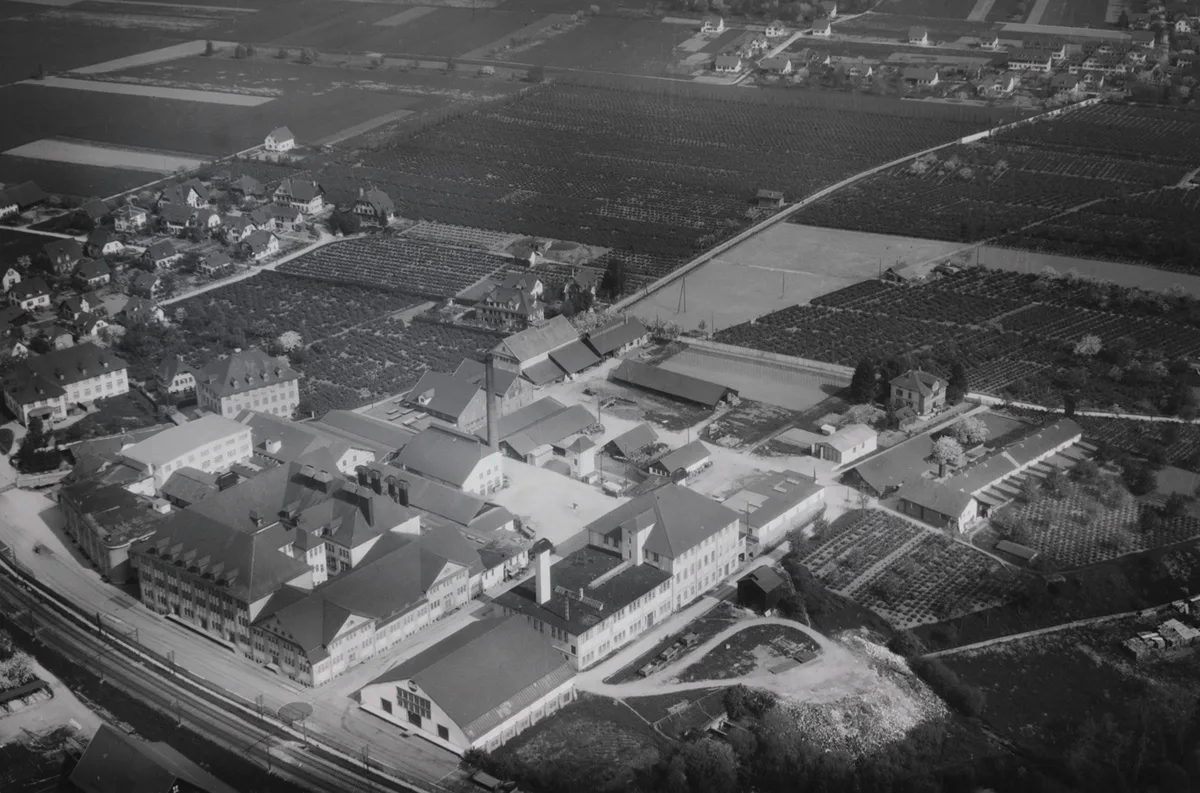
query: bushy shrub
[{"left": 909, "top": 657, "right": 985, "bottom": 717}]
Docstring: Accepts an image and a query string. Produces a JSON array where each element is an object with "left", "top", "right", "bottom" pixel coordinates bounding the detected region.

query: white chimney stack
[{"left": 535, "top": 545, "right": 551, "bottom": 605}]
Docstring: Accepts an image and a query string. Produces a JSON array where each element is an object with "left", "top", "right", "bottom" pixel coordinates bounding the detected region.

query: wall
[
  {"left": 574, "top": 577, "right": 674, "bottom": 669},
  {"left": 751, "top": 492, "right": 826, "bottom": 549},
  {"left": 666, "top": 520, "right": 741, "bottom": 611}
]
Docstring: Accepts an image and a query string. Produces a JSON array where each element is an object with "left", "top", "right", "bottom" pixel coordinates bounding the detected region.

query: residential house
[
  {"left": 121, "top": 414, "right": 252, "bottom": 489},
  {"left": 701, "top": 15, "right": 724, "bottom": 33},
  {"left": 264, "top": 126, "right": 296, "bottom": 152},
  {"left": 766, "top": 19, "right": 787, "bottom": 37},
  {"left": 977, "top": 73, "right": 1018, "bottom": 95},
  {"left": 820, "top": 0, "right": 838, "bottom": 16},
  {"left": 131, "top": 271, "right": 162, "bottom": 300},
  {"left": 981, "top": 33, "right": 1002, "bottom": 50},
  {"left": 199, "top": 251, "right": 233, "bottom": 277},
  {"left": 353, "top": 187, "right": 396, "bottom": 223},
  {"left": 1051, "top": 72, "right": 1085, "bottom": 98},
  {"left": 743, "top": 35, "right": 771, "bottom": 56},
  {"left": 1008, "top": 48, "right": 1054, "bottom": 72},
  {"left": 268, "top": 203, "right": 304, "bottom": 230},
  {"left": 1176, "top": 16, "right": 1193, "bottom": 33},
  {"left": 222, "top": 214, "right": 258, "bottom": 243},
  {"left": 0, "top": 181, "right": 46, "bottom": 217},
  {"left": 815, "top": 423, "right": 877, "bottom": 465},
  {"left": 86, "top": 228, "right": 123, "bottom": 257},
  {"left": 561, "top": 267, "right": 601, "bottom": 302},
  {"left": 0, "top": 192, "right": 17, "bottom": 219},
  {"left": 760, "top": 55, "right": 794, "bottom": 74},
  {"left": 113, "top": 203, "right": 149, "bottom": 233},
  {"left": 77, "top": 197, "right": 110, "bottom": 225},
  {"left": 1132, "top": 30, "right": 1157, "bottom": 47},
  {"left": 359, "top": 617, "right": 575, "bottom": 754},
  {"left": 714, "top": 54, "right": 743, "bottom": 73},
  {"left": 479, "top": 287, "right": 544, "bottom": 329},
  {"left": 273, "top": 179, "right": 324, "bottom": 214},
  {"left": 143, "top": 240, "right": 181, "bottom": 269},
  {"left": 58, "top": 295, "right": 92, "bottom": 322},
  {"left": 813, "top": 17, "right": 833, "bottom": 36},
  {"left": 195, "top": 347, "right": 300, "bottom": 419},
  {"left": 611, "top": 359, "right": 737, "bottom": 408},
  {"left": 157, "top": 202, "right": 192, "bottom": 234},
  {"left": 394, "top": 425, "right": 504, "bottom": 495},
  {"left": 647, "top": 440, "right": 712, "bottom": 481},
  {"left": 243, "top": 230, "right": 280, "bottom": 261},
  {"left": 909, "top": 26, "right": 930, "bottom": 45},
  {"left": 117, "top": 296, "right": 166, "bottom": 325},
  {"left": 890, "top": 369, "right": 946, "bottom": 416},
  {"left": 722, "top": 471, "right": 825, "bottom": 550},
  {"left": 2, "top": 266, "right": 19, "bottom": 293},
  {"left": 44, "top": 238, "right": 84, "bottom": 275},
  {"left": 75, "top": 313, "right": 108, "bottom": 341},
  {"left": 158, "top": 355, "right": 196, "bottom": 396},
  {"left": 828, "top": 55, "right": 876, "bottom": 77},
  {"left": 189, "top": 207, "right": 222, "bottom": 233},
  {"left": 498, "top": 272, "right": 544, "bottom": 299},
  {"left": 229, "top": 174, "right": 265, "bottom": 201},
  {"left": 9, "top": 278, "right": 50, "bottom": 311},
  {"left": 158, "top": 180, "right": 209, "bottom": 209},
  {"left": 902, "top": 66, "right": 940, "bottom": 86},
  {"left": 756, "top": 188, "right": 785, "bottom": 207},
  {"left": 48, "top": 325, "right": 75, "bottom": 351},
  {"left": 2, "top": 342, "right": 129, "bottom": 425}
]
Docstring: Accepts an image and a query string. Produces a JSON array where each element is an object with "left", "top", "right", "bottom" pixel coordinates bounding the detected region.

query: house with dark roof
[
  {"left": 2, "top": 342, "right": 129, "bottom": 425},
  {"left": 157, "top": 202, "right": 192, "bottom": 234},
  {"left": 237, "top": 409, "right": 376, "bottom": 474},
  {"left": 0, "top": 181, "right": 46, "bottom": 215},
  {"left": 604, "top": 423, "right": 659, "bottom": 461},
  {"left": 44, "top": 238, "right": 84, "bottom": 275},
  {"left": 75, "top": 258, "right": 112, "bottom": 289},
  {"left": 359, "top": 616, "right": 575, "bottom": 753},
  {"left": 890, "top": 369, "right": 945, "bottom": 416},
  {"left": 584, "top": 482, "right": 742, "bottom": 611},
  {"left": 229, "top": 174, "right": 265, "bottom": 200},
  {"left": 453, "top": 358, "right": 536, "bottom": 414},
  {"left": 142, "top": 239, "right": 181, "bottom": 269},
  {"left": 131, "top": 271, "right": 162, "bottom": 299},
  {"left": 158, "top": 180, "right": 209, "bottom": 209},
  {"left": 611, "top": 359, "right": 737, "bottom": 408},
  {"left": 67, "top": 723, "right": 238, "bottom": 793},
  {"left": 909, "top": 25, "right": 930, "bottom": 45},
  {"left": 161, "top": 467, "right": 220, "bottom": 509},
  {"left": 113, "top": 203, "right": 149, "bottom": 233},
  {"left": 221, "top": 213, "right": 258, "bottom": 243},
  {"left": 493, "top": 397, "right": 596, "bottom": 467},
  {"left": 311, "top": 409, "right": 419, "bottom": 456},
  {"left": 737, "top": 565, "right": 787, "bottom": 613},
  {"left": 491, "top": 315, "right": 579, "bottom": 378},
  {"left": 406, "top": 370, "right": 488, "bottom": 431},
  {"left": 9, "top": 277, "right": 51, "bottom": 310},
  {"left": 479, "top": 286, "right": 544, "bottom": 329},
  {"left": 117, "top": 296, "right": 165, "bottom": 325},
  {"left": 195, "top": 347, "right": 300, "bottom": 419},
  {"left": 86, "top": 228, "right": 123, "bottom": 257},
  {"left": 353, "top": 187, "right": 396, "bottom": 223},
  {"left": 714, "top": 54, "right": 743, "bottom": 73},
  {"left": 199, "top": 251, "right": 232, "bottom": 277},
  {"left": 59, "top": 478, "right": 160, "bottom": 585},
  {"left": 902, "top": 66, "right": 940, "bottom": 86},
  {"left": 647, "top": 439, "right": 712, "bottom": 481},
  {"left": 242, "top": 229, "right": 280, "bottom": 261},
  {"left": 273, "top": 179, "right": 324, "bottom": 213},
  {"left": 395, "top": 425, "right": 503, "bottom": 495},
  {"left": 58, "top": 294, "right": 92, "bottom": 322},
  {"left": 720, "top": 469, "right": 825, "bottom": 549},
  {"left": 2, "top": 265, "right": 20, "bottom": 293}
]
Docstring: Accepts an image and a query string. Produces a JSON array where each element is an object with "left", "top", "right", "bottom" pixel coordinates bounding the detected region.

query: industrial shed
[
  {"left": 738, "top": 566, "right": 787, "bottom": 613},
  {"left": 610, "top": 359, "right": 737, "bottom": 408}
]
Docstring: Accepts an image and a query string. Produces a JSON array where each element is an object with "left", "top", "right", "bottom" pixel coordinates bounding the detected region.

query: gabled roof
[
  {"left": 896, "top": 478, "right": 976, "bottom": 519},
  {"left": 223, "top": 214, "right": 256, "bottom": 231},
  {"left": 5, "top": 343, "right": 127, "bottom": 404},
  {"left": 80, "top": 198, "right": 111, "bottom": 221},
  {"left": 492, "top": 315, "right": 578, "bottom": 363},
  {"left": 44, "top": 238, "right": 83, "bottom": 264},
  {"left": 203, "top": 252, "right": 232, "bottom": 269},
  {"left": 821, "top": 423, "right": 876, "bottom": 452},
  {"left": 123, "top": 414, "right": 246, "bottom": 467},
  {"left": 407, "top": 369, "right": 481, "bottom": 420},
  {"left": 396, "top": 425, "right": 492, "bottom": 488},
  {"left": 522, "top": 358, "right": 564, "bottom": 386},
  {"left": 236, "top": 409, "right": 354, "bottom": 464},
  {"left": 760, "top": 56, "right": 792, "bottom": 70},
  {"left": 715, "top": 55, "right": 742, "bottom": 67},
  {"left": 652, "top": 439, "right": 711, "bottom": 475},
  {"left": 721, "top": 470, "right": 822, "bottom": 530},
  {"left": 255, "top": 591, "right": 353, "bottom": 662},
  {"left": 312, "top": 410, "right": 417, "bottom": 455},
  {"left": 0, "top": 181, "right": 46, "bottom": 209},
  {"left": 548, "top": 339, "right": 600, "bottom": 375},
  {"left": 160, "top": 466, "right": 219, "bottom": 506},
  {"left": 611, "top": 359, "right": 734, "bottom": 407},
  {"left": 230, "top": 174, "right": 264, "bottom": 195},
  {"left": 276, "top": 179, "right": 322, "bottom": 202},
  {"left": 890, "top": 368, "right": 943, "bottom": 396},
  {"left": 244, "top": 230, "right": 278, "bottom": 250},
  {"left": 903, "top": 66, "right": 939, "bottom": 79},
  {"left": 118, "top": 296, "right": 161, "bottom": 321},
  {"left": 145, "top": 240, "right": 177, "bottom": 260},
  {"left": 70, "top": 723, "right": 239, "bottom": 793},
  {"left": 10, "top": 277, "right": 49, "bottom": 300},
  {"left": 495, "top": 397, "right": 595, "bottom": 453},
  {"left": 356, "top": 187, "right": 394, "bottom": 216},
  {"left": 365, "top": 461, "right": 502, "bottom": 529},
  {"left": 606, "top": 423, "right": 658, "bottom": 457},
  {"left": 197, "top": 347, "right": 298, "bottom": 398},
  {"left": 76, "top": 258, "right": 111, "bottom": 280},
  {"left": 115, "top": 203, "right": 148, "bottom": 217},
  {"left": 268, "top": 126, "right": 294, "bottom": 142},
  {"left": 157, "top": 203, "right": 192, "bottom": 224},
  {"left": 585, "top": 482, "right": 738, "bottom": 559},
  {"left": 366, "top": 617, "right": 574, "bottom": 741},
  {"left": 454, "top": 358, "right": 523, "bottom": 397},
  {"left": 132, "top": 271, "right": 160, "bottom": 292},
  {"left": 740, "top": 565, "right": 786, "bottom": 593}
]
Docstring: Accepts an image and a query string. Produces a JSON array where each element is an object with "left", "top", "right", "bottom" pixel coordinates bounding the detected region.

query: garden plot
[
  {"left": 676, "top": 624, "right": 820, "bottom": 683},
  {"left": 801, "top": 510, "right": 925, "bottom": 594},
  {"left": 701, "top": 400, "right": 806, "bottom": 451}
]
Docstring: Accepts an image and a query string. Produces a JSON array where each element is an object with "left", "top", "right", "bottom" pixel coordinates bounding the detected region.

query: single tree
[
  {"left": 949, "top": 415, "right": 989, "bottom": 446},
  {"left": 245, "top": 43, "right": 256, "bottom": 56},
  {"left": 204, "top": 40, "right": 215, "bottom": 56},
  {"left": 599, "top": 257, "right": 627, "bottom": 298},
  {"left": 946, "top": 360, "right": 969, "bottom": 403},
  {"left": 1117, "top": 8, "right": 1129, "bottom": 27},
  {"left": 1164, "top": 492, "right": 1191, "bottom": 519},
  {"left": 848, "top": 357, "right": 876, "bottom": 404},
  {"left": 1074, "top": 334, "right": 1102, "bottom": 357},
  {"left": 931, "top": 436, "right": 964, "bottom": 476}
]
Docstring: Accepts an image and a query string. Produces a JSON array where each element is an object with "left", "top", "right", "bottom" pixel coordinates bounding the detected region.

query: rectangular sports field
[{"left": 627, "top": 223, "right": 966, "bottom": 332}]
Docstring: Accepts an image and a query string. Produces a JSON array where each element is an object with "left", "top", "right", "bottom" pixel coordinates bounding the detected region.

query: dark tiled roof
[
  {"left": 160, "top": 467, "right": 219, "bottom": 506},
  {"left": 80, "top": 198, "right": 111, "bottom": 220},
  {"left": 10, "top": 278, "right": 49, "bottom": 300},
  {"left": 396, "top": 426, "right": 493, "bottom": 488},
  {"left": 406, "top": 370, "right": 481, "bottom": 420},
  {"left": 611, "top": 359, "right": 733, "bottom": 407},
  {"left": 0, "top": 181, "right": 46, "bottom": 209},
  {"left": 493, "top": 315, "right": 578, "bottom": 363},
  {"left": 549, "top": 339, "right": 600, "bottom": 375},
  {"left": 158, "top": 203, "right": 192, "bottom": 225},
  {"left": 145, "top": 240, "right": 176, "bottom": 260},
  {"left": 454, "top": 358, "right": 522, "bottom": 397},
  {"left": 312, "top": 410, "right": 416, "bottom": 456},
  {"left": 896, "top": 478, "right": 976, "bottom": 519},
  {"left": 585, "top": 482, "right": 738, "bottom": 560},
  {"left": 651, "top": 440, "right": 711, "bottom": 476},
  {"left": 522, "top": 358, "right": 563, "bottom": 386},
  {"left": 889, "top": 369, "right": 943, "bottom": 397},
  {"left": 197, "top": 347, "right": 298, "bottom": 398},
  {"left": 276, "top": 179, "right": 322, "bottom": 202},
  {"left": 606, "top": 423, "right": 658, "bottom": 457},
  {"left": 76, "top": 259, "right": 111, "bottom": 280},
  {"left": 69, "top": 724, "right": 181, "bottom": 793}
]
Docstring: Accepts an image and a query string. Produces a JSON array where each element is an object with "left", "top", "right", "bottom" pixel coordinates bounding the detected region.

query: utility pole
[
  {"left": 256, "top": 693, "right": 264, "bottom": 720},
  {"left": 174, "top": 698, "right": 183, "bottom": 726},
  {"left": 167, "top": 649, "right": 175, "bottom": 675}
]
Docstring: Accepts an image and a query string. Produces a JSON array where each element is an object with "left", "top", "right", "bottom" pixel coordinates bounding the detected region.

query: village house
[
  {"left": 744, "top": 35, "right": 771, "bottom": 56},
  {"left": 813, "top": 17, "right": 833, "bottom": 36},
  {"left": 701, "top": 15, "right": 724, "bottom": 33},
  {"left": 9, "top": 278, "right": 50, "bottom": 311},
  {"left": 890, "top": 369, "right": 946, "bottom": 416},
  {"left": 2, "top": 342, "right": 129, "bottom": 425},
  {"left": 2, "top": 266, "right": 20, "bottom": 293},
  {"left": 44, "top": 238, "right": 84, "bottom": 275},
  {"left": 977, "top": 73, "right": 1019, "bottom": 95},
  {"left": 113, "top": 203, "right": 149, "bottom": 233},
  {"left": 1131, "top": 30, "right": 1157, "bottom": 47},
  {"left": 1176, "top": 16, "right": 1193, "bottom": 33},
  {"left": 714, "top": 54, "right": 743, "bottom": 73},
  {"left": 78, "top": 197, "right": 110, "bottom": 225},
  {"left": 243, "top": 230, "right": 281, "bottom": 261},
  {"left": 158, "top": 355, "right": 196, "bottom": 396},
  {"left": 131, "top": 271, "right": 162, "bottom": 300},
  {"left": 157, "top": 202, "right": 192, "bottom": 235},
  {"left": 909, "top": 26, "right": 930, "bottom": 45},
  {"left": 273, "top": 179, "right": 325, "bottom": 214},
  {"left": 199, "top": 251, "right": 233, "bottom": 277},
  {"left": 498, "top": 272, "right": 544, "bottom": 299},
  {"left": 478, "top": 287, "right": 545, "bottom": 329},
  {"left": 766, "top": 19, "right": 787, "bottom": 37},
  {"left": 118, "top": 296, "right": 166, "bottom": 325},
  {"left": 353, "top": 187, "right": 396, "bottom": 223},
  {"left": 222, "top": 214, "right": 258, "bottom": 243},
  {"left": 189, "top": 207, "right": 222, "bottom": 233},
  {"left": 57, "top": 295, "right": 92, "bottom": 322},
  {"left": 86, "top": 228, "right": 123, "bottom": 258},
  {"left": 75, "top": 313, "right": 108, "bottom": 341},
  {"left": 820, "top": 0, "right": 838, "bottom": 16},
  {"left": 143, "top": 239, "right": 181, "bottom": 269},
  {"left": 562, "top": 267, "right": 601, "bottom": 302},
  {"left": 827, "top": 55, "right": 877, "bottom": 77},
  {"left": 264, "top": 126, "right": 296, "bottom": 152},
  {"left": 902, "top": 66, "right": 941, "bottom": 86},
  {"left": 0, "top": 181, "right": 46, "bottom": 219},
  {"left": 1051, "top": 72, "right": 1086, "bottom": 98},
  {"left": 158, "top": 179, "right": 209, "bottom": 210},
  {"left": 981, "top": 33, "right": 1002, "bottom": 50},
  {"left": 268, "top": 203, "right": 305, "bottom": 230},
  {"left": 229, "top": 174, "right": 265, "bottom": 201},
  {"left": 760, "top": 55, "right": 794, "bottom": 74},
  {"left": 196, "top": 347, "right": 300, "bottom": 418}
]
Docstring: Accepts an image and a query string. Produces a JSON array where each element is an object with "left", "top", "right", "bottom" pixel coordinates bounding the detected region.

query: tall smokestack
[
  {"left": 534, "top": 540, "right": 552, "bottom": 605},
  {"left": 485, "top": 354, "right": 500, "bottom": 451}
]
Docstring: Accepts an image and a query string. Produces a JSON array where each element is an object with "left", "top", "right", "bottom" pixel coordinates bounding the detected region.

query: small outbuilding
[
  {"left": 756, "top": 189, "right": 785, "bottom": 208},
  {"left": 738, "top": 566, "right": 787, "bottom": 613}
]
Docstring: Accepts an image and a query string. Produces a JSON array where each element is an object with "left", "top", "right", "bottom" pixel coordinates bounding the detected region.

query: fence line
[{"left": 969, "top": 394, "right": 1200, "bottom": 424}]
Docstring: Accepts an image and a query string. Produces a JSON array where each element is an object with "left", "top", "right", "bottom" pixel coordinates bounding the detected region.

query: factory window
[
  {"left": 437, "top": 725, "right": 450, "bottom": 740},
  {"left": 380, "top": 699, "right": 392, "bottom": 714}
]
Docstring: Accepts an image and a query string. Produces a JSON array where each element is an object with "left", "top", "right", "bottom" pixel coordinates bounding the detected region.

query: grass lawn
[
  {"left": 625, "top": 687, "right": 727, "bottom": 740},
  {"left": 677, "top": 623, "right": 817, "bottom": 682},
  {"left": 879, "top": 0, "right": 979, "bottom": 18},
  {"left": 605, "top": 601, "right": 744, "bottom": 685},
  {"left": 66, "top": 392, "right": 163, "bottom": 442},
  {"left": 500, "top": 694, "right": 666, "bottom": 789}
]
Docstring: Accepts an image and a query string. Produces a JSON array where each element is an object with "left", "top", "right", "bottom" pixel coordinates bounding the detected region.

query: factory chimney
[
  {"left": 534, "top": 539, "right": 553, "bottom": 605},
  {"left": 485, "top": 353, "right": 500, "bottom": 451}
]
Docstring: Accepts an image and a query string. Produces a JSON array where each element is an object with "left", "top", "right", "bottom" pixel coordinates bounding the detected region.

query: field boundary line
[
  {"left": 840, "top": 531, "right": 929, "bottom": 597},
  {"left": 614, "top": 99, "right": 1102, "bottom": 315},
  {"left": 968, "top": 394, "right": 1200, "bottom": 424},
  {"left": 920, "top": 605, "right": 1155, "bottom": 659},
  {"left": 677, "top": 337, "right": 854, "bottom": 379}
]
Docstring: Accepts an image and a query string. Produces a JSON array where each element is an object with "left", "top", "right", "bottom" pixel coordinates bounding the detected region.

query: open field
[
  {"left": 27, "top": 75, "right": 273, "bottom": 104},
  {"left": 0, "top": 18, "right": 182, "bottom": 83},
  {"left": 715, "top": 266, "right": 1200, "bottom": 413},
  {"left": 658, "top": 345, "right": 846, "bottom": 412},
  {"left": 793, "top": 103, "right": 1200, "bottom": 276},
  {"left": 630, "top": 223, "right": 966, "bottom": 331},
  {"left": 878, "top": 0, "right": 982, "bottom": 18},
  {"left": 5, "top": 138, "right": 207, "bottom": 171},
  {"left": 518, "top": 17, "right": 694, "bottom": 76},
  {"left": 0, "top": 156, "right": 154, "bottom": 197},
  {"left": 1030, "top": 0, "right": 1112, "bottom": 27},
  {"left": 835, "top": 11, "right": 999, "bottom": 38}
]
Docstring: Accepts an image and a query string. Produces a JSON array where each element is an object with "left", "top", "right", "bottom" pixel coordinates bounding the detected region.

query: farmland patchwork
[
  {"left": 3, "top": 139, "right": 206, "bottom": 172},
  {"left": 24, "top": 76, "right": 273, "bottom": 105}
]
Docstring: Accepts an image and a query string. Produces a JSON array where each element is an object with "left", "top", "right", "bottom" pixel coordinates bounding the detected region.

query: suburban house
[
  {"left": 158, "top": 355, "right": 196, "bottom": 396},
  {"left": 143, "top": 240, "right": 181, "bottom": 269},
  {"left": 48, "top": 326, "right": 75, "bottom": 351},
  {"left": 80, "top": 198, "right": 110, "bottom": 223},
  {"left": 490, "top": 315, "right": 580, "bottom": 383},
  {"left": 1176, "top": 17, "right": 1193, "bottom": 33},
  {"left": 478, "top": 287, "right": 545, "bottom": 329},
  {"left": 820, "top": 0, "right": 838, "bottom": 16},
  {"left": 561, "top": 267, "right": 601, "bottom": 301},
  {"left": 611, "top": 359, "right": 737, "bottom": 408},
  {"left": 902, "top": 66, "right": 940, "bottom": 86},
  {"left": 909, "top": 26, "right": 930, "bottom": 45},
  {"left": 813, "top": 17, "right": 833, "bottom": 36},
  {"left": 1131, "top": 30, "right": 1157, "bottom": 47},
  {"left": 113, "top": 203, "right": 149, "bottom": 233},
  {"left": 1051, "top": 73, "right": 1085, "bottom": 98},
  {"left": 243, "top": 230, "right": 281, "bottom": 261},
  {"left": 890, "top": 369, "right": 946, "bottom": 416},
  {"left": 196, "top": 348, "right": 300, "bottom": 418},
  {"left": 498, "top": 272, "right": 544, "bottom": 298},
  {"left": 131, "top": 271, "right": 162, "bottom": 300},
  {"left": 158, "top": 180, "right": 209, "bottom": 209},
  {"left": 200, "top": 252, "right": 233, "bottom": 277},
  {"left": 222, "top": 214, "right": 258, "bottom": 243},
  {"left": 1008, "top": 49, "right": 1054, "bottom": 72},
  {"left": 2, "top": 266, "right": 19, "bottom": 292},
  {"left": 359, "top": 616, "right": 575, "bottom": 755},
  {"left": 721, "top": 471, "right": 825, "bottom": 550},
  {"left": 189, "top": 207, "right": 222, "bottom": 233},
  {"left": 977, "top": 73, "right": 1018, "bottom": 95},
  {"left": 766, "top": 19, "right": 787, "bottom": 37},
  {"left": 756, "top": 189, "right": 785, "bottom": 208},
  {"left": 44, "top": 238, "right": 84, "bottom": 275},
  {"left": 157, "top": 203, "right": 192, "bottom": 234},
  {"left": 229, "top": 174, "right": 265, "bottom": 201},
  {"left": 981, "top": 33, "right": 1002, "bottom": 50},
  {"left": 815, "top": 423, "right": 878, "bottom": 465},
  {"left": 264, "top": 126, "right": 296, "bottom": 152},
  {"left": 829, "top": 55, "right": 876, "bottom": 77},
  {"left": 9, "top": 278, "right": 51, "bottom": 310},
  {"left": 58, "top": 295, "right": 92, "bottom": 322},
  {"left": 121, "top": 414, "right": 253, "bottom": 489},
  {"left": 353, "top": 187, "right": 396, "bottom": 223},
  {"left": 760, "top": 56, "right": 794, "bottom": 74},
  {"left": 2, "top": 342, "right": 129, "bottom": 425},
  {"left": 647, "top": 439, "right": 712, "bottom": 481},
  {"left": 86, "top": 228, "right": 123, "bottom": 257},
  {"left": 117, "top": 296, "right": 166, "bottom": 325},
  {"left": 394, "top": 425, "right": 504, "bottom": 495},
  {"left": 268, "top": 203, "right": 304, "bottom": 230},
  {"left": 604, "top": 423, "right": 659, "bottom": 462},
  {"left": 273, "top": 179, "right": 324, "bottom": 214},
  {"left": 75, "top": 313, "right": 108, "bottom": 341},
  {"left": 714, "top": 54, "right": 743, "bottom": 73},
  {"left": 583, "top": 315, "right": 648, "bottom": 359},
  {"left": 701, "top": 15, "right": 724, "bottom": 33}
]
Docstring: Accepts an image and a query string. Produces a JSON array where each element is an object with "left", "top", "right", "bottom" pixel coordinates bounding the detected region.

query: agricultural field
[
  {"left": 1004, "top": 407, "right": 1200, "bottom": 471},
  {"left": 1035, "top": 0, "right": 1113, "bottom": 27},
  {"left": 0, "top": 17, "right": 183, "bottom": 84},
  {"left": 517, "top": 17, "right": 695, "bottom": 76},
  {"left": 355, "top": 82, "right": 1014, "bottom": 293},
  {"left": 834, "top": 11, "right": 999, "bottom": 38},
  {"left": 876, "top": 0, "right": 984, "bottom": 18},
  {"left": 792, "top": 103, "right": 1200, "bottom": 275},
  {"left": 0, "top": 156, "right": 159, "bottom": 199},
  {"left": 676, "top": 624, "right": 819, "bottom": 682},
  {"left": 715, "top": 267, "right": 1200, "bottom": 412},
  {"left": 277, "top": 236, "right": 513, "bottom": 299}
]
